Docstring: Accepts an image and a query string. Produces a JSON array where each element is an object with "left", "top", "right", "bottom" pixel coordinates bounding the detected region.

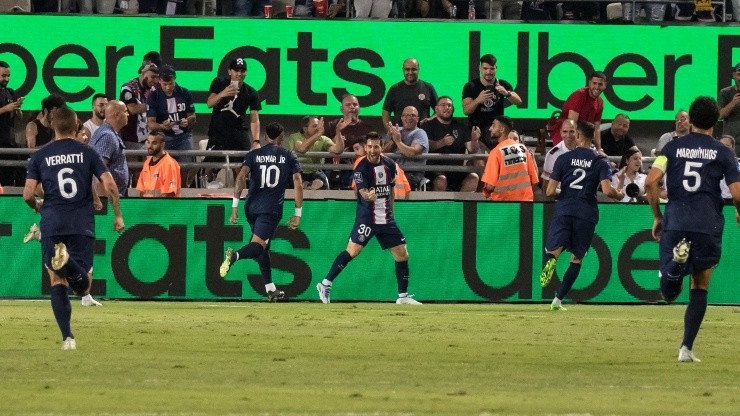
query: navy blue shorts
[
  {"left": 41, "top": 235, "right": 94, "bottom": 273},
  {"left": 349, "top": 221, "right": 406, "bottom": 250},
  {"left": 545, "top": 215, "right": 595, "bottom": 259},
  {"left": 660, "top": 230, "right": 721, "bottom": 274},
  {"left": 247, "top": 212, "right": 280, "bottom": 242}
]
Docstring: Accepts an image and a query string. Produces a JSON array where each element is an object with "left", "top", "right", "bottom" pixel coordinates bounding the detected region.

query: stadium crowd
[
  {"left": 3, "top": 0, "right": 736, "bottom": 22},
  {"left": 1, "top": 51, "right": 739, "bottom": 200}
]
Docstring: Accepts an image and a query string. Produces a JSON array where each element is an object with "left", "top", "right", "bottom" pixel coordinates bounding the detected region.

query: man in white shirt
[{"left": 541, "top": 119, "right": 577, "bottom": 197}]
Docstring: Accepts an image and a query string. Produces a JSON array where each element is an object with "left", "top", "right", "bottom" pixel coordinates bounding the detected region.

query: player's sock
[
  {"left": 50, "top": 284, "right": 73, "bottom": 340},
  {"left": 556, "top": 262, "right": 582, "bottom": 300},
  {"left": 395, "top": 260, "right": 409, "bottom": 294},
  {"left": 236, "top": 242, "right": 264, "bottom": 261},
  {"left": 682, "top": 289, "right": 708, "bottom": 350},
  {"left": 257, "top": 248, "right": 272, "bottom": 284},
  {"left": 663, "top": 261, "right": 686, "bottom": 279},
  {"left": 325, "top": 250, "right": 353, "bottom": 282},
  {"left": 543, "top": 252, "right": 556, "bottom": 265},
  {"left": 552, "top": 297, "right": 562, "bottom": 306}
]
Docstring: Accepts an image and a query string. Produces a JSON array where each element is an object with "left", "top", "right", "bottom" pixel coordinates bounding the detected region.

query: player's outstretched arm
[
  {"left": 230, "top": 166, "right": 249, "bottom": 224},
  {"left": 100, "top": 172, "right": 125, "bottom": 233},
  {"left": 645, "top": 165, "right": 666, "bottom": 240},
  {"left": 288, "top": 172, "right": 303, "bottom": 230}
]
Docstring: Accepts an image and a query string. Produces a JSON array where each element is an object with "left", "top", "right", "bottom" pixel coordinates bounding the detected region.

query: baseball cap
[
  {"left": 139, "top": 64, "right": 159, "bottom": 75},
  {"left": 734, "top": 62, "right": 740, "bottom": 72},
  {"left": 160, "top": 64, "right": 176, "bottom": 79},
  {"left": 230, "top": 58, "right": 247, "bottom": 71}
]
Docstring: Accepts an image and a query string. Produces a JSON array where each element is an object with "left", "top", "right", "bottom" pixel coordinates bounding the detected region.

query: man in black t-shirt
[
  {"left": 382, "top": 58, "right": 438, "bottom": 130},
  {"left": 600, "top": 113, "right": 639, "bottom": 157},
  {"left": 0, "top": 61, "right": 24, "bottom": 186}
]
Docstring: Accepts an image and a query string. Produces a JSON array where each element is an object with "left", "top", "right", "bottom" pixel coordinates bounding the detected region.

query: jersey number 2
[{"left": 569, "top": 168, "right": 586, "bottom": 189}]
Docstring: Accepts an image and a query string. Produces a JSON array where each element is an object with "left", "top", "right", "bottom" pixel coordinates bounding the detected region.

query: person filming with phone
[
  {"left": 0, "top": 60, "right": 24, "bottom": 186},
  {"left": 462, "top": 54, "right": 521, "bottom": 150}
]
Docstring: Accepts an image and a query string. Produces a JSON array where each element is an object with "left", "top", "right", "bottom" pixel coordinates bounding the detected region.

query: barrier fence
[{"left": 2, "top": 196, "right": 739, "bottom": 304}]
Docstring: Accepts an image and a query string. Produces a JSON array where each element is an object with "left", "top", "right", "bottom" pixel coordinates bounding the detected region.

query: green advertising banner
[
  {"left": 1, "top": 15, "right": 739, "bottom": 120},
  {"left": 2, "top": 196, "right": 739, "bottom": 304}
]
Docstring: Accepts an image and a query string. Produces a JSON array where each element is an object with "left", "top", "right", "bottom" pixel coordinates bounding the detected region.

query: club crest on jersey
[
  {"left": 374, "top": 166, "right": 387, "bottom": 185},
  {"left": 418, "top": 93, "right": 426, "bottom": 101}
]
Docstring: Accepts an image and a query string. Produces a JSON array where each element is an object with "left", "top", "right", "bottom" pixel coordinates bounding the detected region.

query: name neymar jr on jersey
[
  {"left": 45, "top": 152, "right": 85, "bottom": 167},
  {"left": 254, "top": 155, "right": 287, "bottom": 164},
  {"left": 675, "top": 147, "right": 718, "bottom": 160}
]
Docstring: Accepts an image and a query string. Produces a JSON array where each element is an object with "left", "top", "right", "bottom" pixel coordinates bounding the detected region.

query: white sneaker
[
  {"left": 62, "top": 337, "right": 76, "bottom": 351},
  {"left": 81, "top": 294, "right": 102, "bottom": 306},
  {"left": 316, "top": 283, "right": 331, "bottom": 304},
  {"left": 396, "top": 295, "right": 422, "bottom": 305},
  {"left": 673, "top": 238, "right": 691, "bottom": 264},
  {"left": 678, "top": 345, "right": 700, "bottom": 362},
  {"left": 51, "top": 242, "right": 69, "bottom": 270},
  {"left": 23, "top": 223, "right": 40, "bottom": 243}
]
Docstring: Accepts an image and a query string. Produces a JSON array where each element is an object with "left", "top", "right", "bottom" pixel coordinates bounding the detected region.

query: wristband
[
  {"left": 232, "top": 197, "right": 239, "bottom": 208},
  {"left": 294, "top": 207, "right": 302, "bottom": 217}
]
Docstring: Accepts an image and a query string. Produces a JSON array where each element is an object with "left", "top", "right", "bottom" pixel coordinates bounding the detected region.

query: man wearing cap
[
  {"left": 146, "top": 65, "right": 196, "bottom": 167},
  {"left": 206, "top": 58, "right": 261, "bottom": 152},
  {"left": 120, "top": 64, "right": 159, "bottom": 150},
  {"left": 718, "top": 63, "right": 740, "bottom": 141}
]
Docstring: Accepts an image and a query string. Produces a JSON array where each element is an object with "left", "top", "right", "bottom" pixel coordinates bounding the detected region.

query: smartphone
[{"left": 230, "top": 80, "right": 239, "bottom": 89}]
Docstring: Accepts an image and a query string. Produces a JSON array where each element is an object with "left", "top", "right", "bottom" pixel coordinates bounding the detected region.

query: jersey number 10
[{"left": 259, "top": 165, "right": 280, "bottom": 188}]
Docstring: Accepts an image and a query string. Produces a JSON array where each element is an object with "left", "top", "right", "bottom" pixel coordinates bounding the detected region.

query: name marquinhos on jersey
[
  {"left": 45, "top": 152, "right": 84, "bottom": 166},
  {"left": 255, "top": 155, "right": 286, "bottom": 164},
  {"left": 675, "top": 147, "right": 717, "bottom": 160},
  {"left": 571, "top": 158, "right": 592, "bottom": 168},
  {"left": 500, "top": 144, "right": 528, "bottom": 166}
]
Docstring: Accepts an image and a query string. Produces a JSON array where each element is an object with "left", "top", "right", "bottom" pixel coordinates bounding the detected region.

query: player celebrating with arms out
[
  {"left": 219, "top": 122, "right": 303, "bottom": 301},
  {"left": 539, "top": 121, "right": 624, "bottom": 310},
  {"left": 316, "top": 131, "right": 421, "bottom": 305},
  {"left": 645, "top": 96, "right": 740, "bottom": 362}
]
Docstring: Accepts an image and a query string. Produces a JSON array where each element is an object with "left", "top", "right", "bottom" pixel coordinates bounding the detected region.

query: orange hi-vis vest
[
  {"left": 352, "top": 156, "right": 411, "bottom": 200},
  {"left": 136, "top": 152, "right": 181, "bottom": 197},
  {"left": 481, "top": 138, "right": 539, "bottom": 201}
]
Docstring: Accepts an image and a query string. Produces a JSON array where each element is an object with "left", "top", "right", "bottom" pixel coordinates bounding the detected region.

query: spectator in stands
[
  {"left": 142, "top": 51, "right": 162, "bottom": 68},
  {"left": 481, "top": 115, "right": 539, "bottom": 201},
  {"left": 186, "top": 0, "right": 215, "bottom": 14},
  {"left": 285, "top": 116, "right": 345, "bottom": 190},
  {"left": 147, "top": 65, "right": 196, "bottom": 166},
  {"left": 718, "top": 63, "right": 740, "bottom": 141},
  {"left": 326, "top": 94, "right": 376, "bottom": 188},
  {"left": 354, "top": 0, "right": 392, "bottom": 17},
  {"left": 486, "top": 0, "right": 521, "bottom": 19},
  {"left": 385, "top": 106, "right": 429, "bottom": 190},
  {"left": 655, "top": 110, "right": 689, "bottom": 156},
  {"left": 551, "top": 71, "right": 607, "bottom": 149},
  {"left": 136, "top": 128, "right": 181, "bottom": 198},
  {"left": 232, "top": 0, "right": 270, "bottom": 15},
  {"left": 293, "top": 0, "right": 314, "bottom": 15},
  {"left": 421, "top": 96, "right": 481, "bottom": 192},
  {"left": 719, "top": 134, "right": 739, "bottom": 200},
  {"left": 622, "top": 1, "right": 665, "bottom": 23},
  {"left": 382, "top": 58, "right": 438, "bottom": 130},
  {"left": 600, "top": 114, "right": 639, "bottom": 157},
  {"left": 60, "top": 0, "right": 93, "bottom": 13},
  {"left": 561, "top": 0, "right": 597, "bottom": 20},
  {"left": 612, "top": 148, "right": 646, "bottom": 203},
  {"left": 520, "top": 0, "right": 558, "bottom": 20},
  {"left": 120, "top": 64, "right": 159, "bottom": 151},
  {"left": 675, "top": 0, "right": 715, "bottom": 22},
  {"left": 0, "top": 60, "right": 24, "bottom": 186},
  {"left": 26, "top": 94, "right": 66, "bottom": 148},
  {"left": 462, "top": 54, "right": 521, "bottom": 150},
  {"left": 90, "top": 101, "right": 130, "bottom": 196},
  {"left": 80, "top": 94, "right": 108, "bottom": 144},
  {"left": 327, "top": 0, "right": 348, "bottom": 17},
  {"left": 541, "top": 119, "right": 577, "bottom": 196}
]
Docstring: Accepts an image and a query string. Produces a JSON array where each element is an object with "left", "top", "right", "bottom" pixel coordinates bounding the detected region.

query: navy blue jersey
[
  {"left": 353, "top": 155, "right": 397, "bottom": 225},
  {"left": 658, "top": 133, "right": 740, "bottom": 236},
  {"left": 243, "top": 144, "right": 301, "bottom": 217},
  {"left": 146, "top": 85, "right": 196, "bottom": 137},
  {"left": 551, "top": 147, "right": 611, "bottom": 224},
  {"left": 26, "top": 139, "right": 108, "bottom": 238}
]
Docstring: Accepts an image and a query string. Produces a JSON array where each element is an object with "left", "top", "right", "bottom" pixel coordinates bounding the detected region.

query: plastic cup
[
  {"left": 264, "top": 4, "right": 272, "bottom": 17},
  {"left": 314, "top": 0, "right": 327, "bottom": 17},
  {"left": 285, "top": 5, "right": 293, "bottom": 17}
]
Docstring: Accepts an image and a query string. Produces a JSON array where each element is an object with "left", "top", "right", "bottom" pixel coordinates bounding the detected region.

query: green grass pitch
[{"left": 1, "top": 300, "right": 739, "bottom": 415}]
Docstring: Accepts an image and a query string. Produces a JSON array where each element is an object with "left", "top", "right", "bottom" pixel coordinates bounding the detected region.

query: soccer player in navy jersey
[
  {"left": 23, "top": 106, "right": 125, "bottom": 350},
  {"left": 539, "top": 122, "right": 624, "bottom": 311},
  {"left": 645, "top": 96, "right": 740, "bottom": 362},
  {"left": 219, "top": 122, "right": 303, "bottom": 302},
  {"left": 316, "top": 132, "right": 422, "bottom": 305}
]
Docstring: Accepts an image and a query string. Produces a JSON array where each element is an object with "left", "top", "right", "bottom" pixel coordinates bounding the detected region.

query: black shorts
[
  {"left": 660, "top": 230, "right": 721, "bottom": 274},
  {"left": 41, "top": 235, "right": 94, "bottom": 273},
  {"left": 349, "top": 221, "right": 406, "bottom": 249},
  {"left": 247, "top": 212, "right": 280, "bottom": 242},
  {"left": 545, "top": 215, "right": 596, "bottom": 259}
]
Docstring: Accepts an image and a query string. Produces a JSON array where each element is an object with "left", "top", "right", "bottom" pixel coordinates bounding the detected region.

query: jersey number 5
[{"left": 682, "top": 161, "right": 702, "bottom": 192}]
